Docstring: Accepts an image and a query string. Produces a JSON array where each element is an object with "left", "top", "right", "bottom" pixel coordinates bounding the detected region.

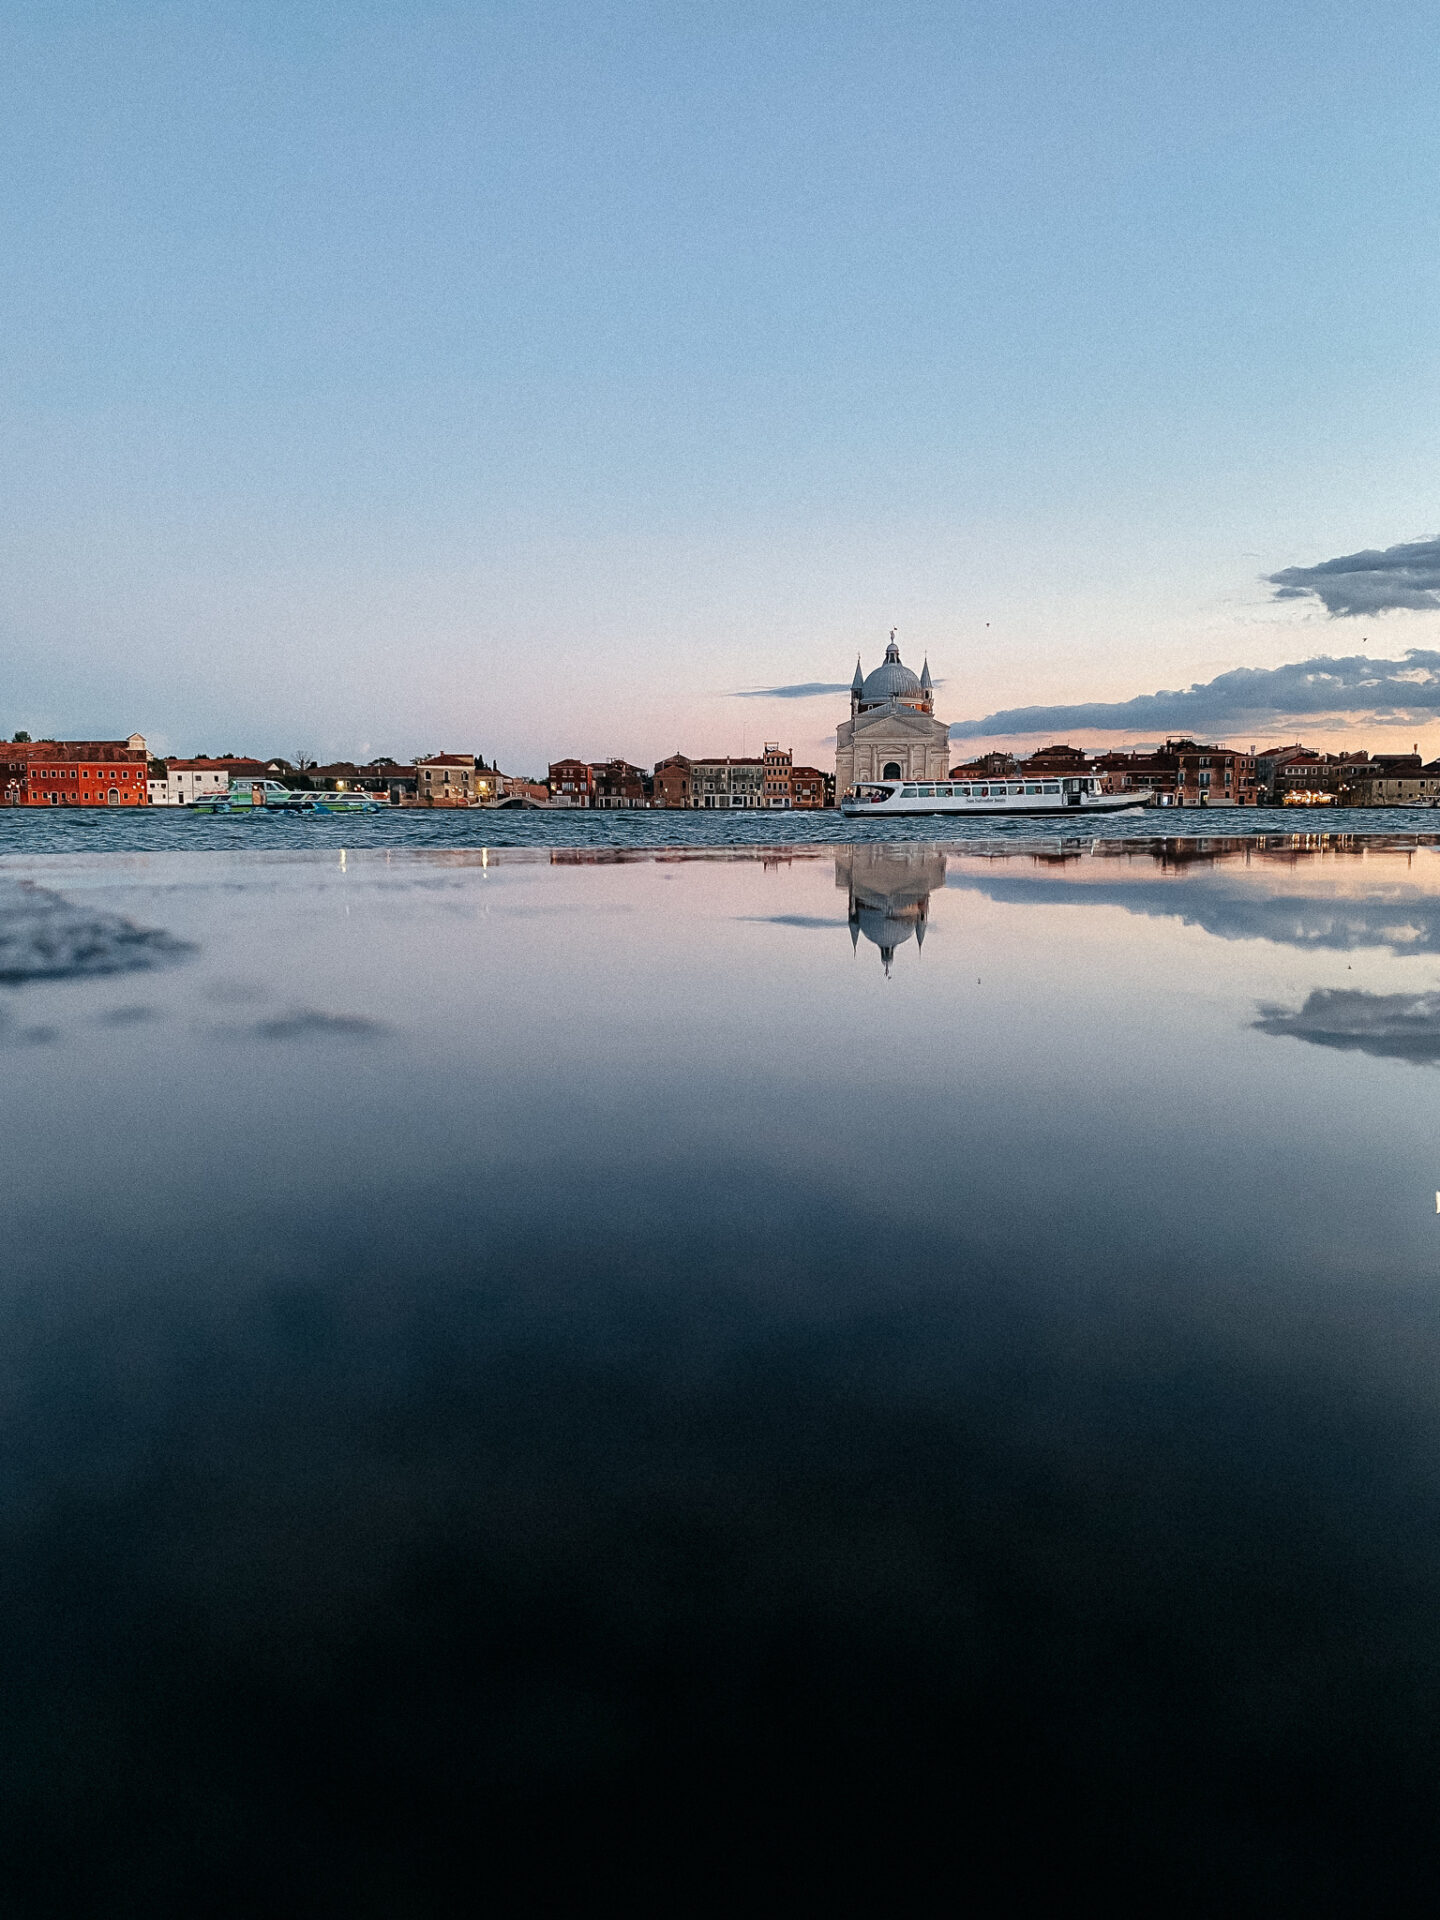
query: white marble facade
[{"left": 834, "top": 636, "right": 950, "bottom": 797}]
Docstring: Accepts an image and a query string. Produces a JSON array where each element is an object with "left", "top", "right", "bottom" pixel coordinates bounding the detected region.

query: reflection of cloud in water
[
  {"left": 944, "top": 840, "right": 1440, "bottom": 955},
  {"left": 835, "top": 845, "right": 947, "bottom": 972},
  {"left": 247, "top": 1010, "right": 389, "bottom": 1042},
  {"left": 0, "top": 1007, "right": 59, "bottom": 1047},
  {"left": 0, "top": 879, "right": 193, "bottom": 983},
  {"left": 745, "top": 914, "right": 848, "bottom": 930},
  {"left": 1255, "top": 989, "right": 1440, "bottom": 1063}
]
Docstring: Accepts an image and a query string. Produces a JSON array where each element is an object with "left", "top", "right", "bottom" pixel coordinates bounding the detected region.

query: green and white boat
[{"left": 191, "top": 780, "right": 383, "bottom": 815}]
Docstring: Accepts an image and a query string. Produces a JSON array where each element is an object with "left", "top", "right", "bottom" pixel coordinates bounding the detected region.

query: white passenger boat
[{"left": 840, "top": 775, "right": 1152, "bottom": 817}]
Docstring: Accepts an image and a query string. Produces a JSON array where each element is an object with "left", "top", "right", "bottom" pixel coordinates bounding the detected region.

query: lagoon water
[{"left": 7, "top": 821, "right": 1440, "bottom": 1910}]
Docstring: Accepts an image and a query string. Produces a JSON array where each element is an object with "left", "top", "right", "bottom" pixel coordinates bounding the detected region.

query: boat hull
[
  {"left": 190, "top": 798, "right": 382, "bottom": 815},
  {"left": 840, "top": 793, "right": 1153, "bottom": 818}
]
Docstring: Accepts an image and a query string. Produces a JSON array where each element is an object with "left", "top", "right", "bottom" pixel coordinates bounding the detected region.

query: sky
[{"left": 2, "top": 0, "right": 1439, "bottom": 771}]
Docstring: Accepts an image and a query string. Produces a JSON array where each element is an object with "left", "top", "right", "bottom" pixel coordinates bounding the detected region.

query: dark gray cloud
[
  {"left": 1268, "top": 536, "right": 1440, "bottom": 617},
  {"left": 946, "top": 862, "right": 1440, "bottom": 956},
  {"left": 0, "top": 879, "right": 193, "bottom": 983},
  {"left": 742, "top": 914, "right": 848, "bottom": 929},
  {"left": 1254, "top": 988, "right": 1440, "bottom": 1063},
  {"left": 732, "top": 682, "right": 852, "bottom": 700},
  {"left": 249, "top": 1009, "right": 388, "bottom": 1041},
  {"left": 950, "top": 650, "right": 1440, "bottom": 741}
]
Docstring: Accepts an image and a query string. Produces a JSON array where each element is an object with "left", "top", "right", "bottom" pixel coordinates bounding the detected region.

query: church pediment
[{"left": 852, "top": 705, "right": 945, "bottom": 736}]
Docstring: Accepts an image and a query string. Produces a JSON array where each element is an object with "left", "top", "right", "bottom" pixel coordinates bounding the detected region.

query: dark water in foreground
[{"left": 6, "top": 835, "right": 1440, "bottom": 1912}]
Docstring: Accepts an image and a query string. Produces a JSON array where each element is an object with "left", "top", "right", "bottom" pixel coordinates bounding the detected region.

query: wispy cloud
[
  {"left": 1268, "top": 536, "right": 1440, "bottom": 616},
  {"left": 949, "top": 650, "right": 1440, "bottom": 741},
  {"left": 732, "top": 682, "right": 852, "bottom": 700}
]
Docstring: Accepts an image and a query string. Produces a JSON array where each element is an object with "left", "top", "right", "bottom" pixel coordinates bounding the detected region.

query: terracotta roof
[{"left": 165, "top": 757, "right": 265, "bottom": 771}]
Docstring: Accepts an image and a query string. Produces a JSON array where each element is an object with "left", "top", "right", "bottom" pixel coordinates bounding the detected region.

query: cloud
[
  {"left": 948, "top": 864, "right": 1440, "bottom": 956},
  {"left": 741, "top": 914, "right": 848, "bottom": 928},
  {"left": 949, "top": 650, "right": 1440, "bottom": 741},
  {"left": 249, "top": 1010, "right": 388, "bottom": 1041},
  {"left": 1253, "top": 988, "right": 1440, "bottom": 1063},
  {"left": 1268, "top": 536, "right": 1440, "bottom": 617},
  {"left": 732, "top": 682, "right": 852, "bottom": 700},
  {"left": 0, "top": 880, "right": 193, "bottom": 984}
]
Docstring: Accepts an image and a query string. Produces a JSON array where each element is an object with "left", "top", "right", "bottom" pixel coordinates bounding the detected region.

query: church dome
[{"left": 860, "top": 639, "right": 923, "bottom": 706}]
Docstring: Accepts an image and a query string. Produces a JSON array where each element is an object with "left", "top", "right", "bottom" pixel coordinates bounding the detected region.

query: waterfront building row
[
  {"left": 10, "top": 721, "right": 1440, "bottom": 812},
  {"left": 950, "top": 741, "right": 1440, "bottom": 808},
  {"left": 555, "top": 747, "right": 832, "bottom": 809}
]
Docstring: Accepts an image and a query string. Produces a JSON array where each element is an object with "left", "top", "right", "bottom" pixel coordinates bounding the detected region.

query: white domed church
[{"left": 834, "top": 633, "right": 951, "bottom": 798}]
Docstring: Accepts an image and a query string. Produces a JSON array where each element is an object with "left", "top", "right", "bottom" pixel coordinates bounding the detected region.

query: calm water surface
[{"left": 5, "top": 832, "right": 1440, "bottom": 1912}]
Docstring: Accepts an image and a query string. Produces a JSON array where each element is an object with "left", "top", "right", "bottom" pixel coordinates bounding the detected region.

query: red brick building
[
  {"left": 790, "top": 766, "right": 831, "bottom": 808},
  {"left": 949, "top": 751, "right": 1019, "bottom": 780},
  {"left": 548, "top": 759, "right": 594, "bottom": 806},
  {"left": 1092, "top": 748, "right": 1180, "bottom": 803},
  {"left": 1169, "top": 740, "right": 1257, "bottom": 806},
  {"left": 1093, "top": 739, "right": 1257, "bottom": 806},
  {"left": 1021, "top": 743, "right": 1091, "bottom": 775},
  {"left": 651, "top": 755, "right": 692, "bottom": 807},
  {"left": 591, "top": 759, "right": 648, "bottom": 808},
  {"left": 3, "top": 739, "right": 149, "bottom": 807},
  {"left": 762, "top": 743, "right": 794, "bottom": 807}
]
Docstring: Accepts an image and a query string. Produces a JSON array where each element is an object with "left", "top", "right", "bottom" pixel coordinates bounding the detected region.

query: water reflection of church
[{"left": 836, "top": 845, "right": 947, "bottom": 972}]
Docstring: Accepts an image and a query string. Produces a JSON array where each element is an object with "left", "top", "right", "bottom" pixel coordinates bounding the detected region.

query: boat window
[
  {"left": 1024, "top": 783, "right": 1040, "bottom": 794},
  {"left": 902, "top": 785, "right": 919, "bottom": 798},
  {"left": 918, "top": 785, "right": 935, "bottom": 797},
  {"left": 1043, "top": 783, "right": 1060, "bottom": 794},
  {"left": 939, "top": 785, "right": 953, "bottom": 797}
]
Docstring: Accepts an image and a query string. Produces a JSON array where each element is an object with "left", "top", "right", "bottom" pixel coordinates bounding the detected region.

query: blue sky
[{"left": 2, "top": 1, "right": 1438, "bottom": 768}]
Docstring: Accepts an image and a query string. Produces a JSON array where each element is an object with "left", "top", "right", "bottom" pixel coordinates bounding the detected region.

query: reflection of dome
[
  {"left": 835, "top": 845, "right": 947, "bottom": 973},
  {"left": 860, "top": 645, "right": 923, "bottom": 706},
  {"left": 852, "top": 901, "right": 924, "bottom": 969}
]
